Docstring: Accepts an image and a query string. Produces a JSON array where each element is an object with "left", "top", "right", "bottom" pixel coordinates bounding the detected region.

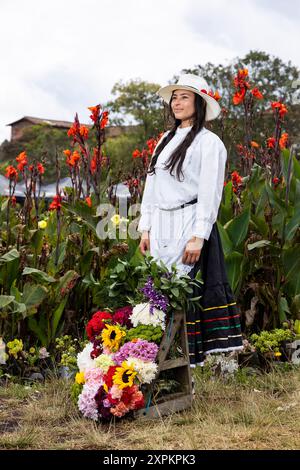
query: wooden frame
[{"left": 134, "top": 310, "right": 193, "bottom": 419}]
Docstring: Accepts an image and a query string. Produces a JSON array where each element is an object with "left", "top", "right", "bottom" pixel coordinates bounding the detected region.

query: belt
[{"left": 159, "top": 198, "right": 198, "bottom": 211}]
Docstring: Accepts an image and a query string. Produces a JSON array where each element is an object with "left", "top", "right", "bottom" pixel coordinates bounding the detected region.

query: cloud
[{"left": 0, "top": 0, "right": 299, "bottom": 144}]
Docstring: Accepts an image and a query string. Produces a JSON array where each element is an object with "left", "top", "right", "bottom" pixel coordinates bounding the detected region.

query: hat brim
[{"left": 156, "top": 84, "right": 221, "bottom": 121}]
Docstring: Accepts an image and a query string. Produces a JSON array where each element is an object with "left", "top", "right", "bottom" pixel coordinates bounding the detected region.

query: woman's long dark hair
[{"left": 148, "top": 92, "right": 207, "bottom": 182}]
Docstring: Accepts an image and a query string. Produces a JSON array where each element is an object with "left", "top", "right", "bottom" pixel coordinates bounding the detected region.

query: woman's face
[{"left": 170, "top": 89, "right": 196, "bottom": 124}]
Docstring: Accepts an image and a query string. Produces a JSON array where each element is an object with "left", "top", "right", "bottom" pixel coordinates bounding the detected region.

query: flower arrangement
[{"left": 73, "top": 301, "right": 164, "bottom": 420}]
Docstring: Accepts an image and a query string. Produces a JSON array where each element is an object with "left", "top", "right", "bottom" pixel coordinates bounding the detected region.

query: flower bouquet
[{"left": 73, "top": 270, "right": 202, "bottom": 421}]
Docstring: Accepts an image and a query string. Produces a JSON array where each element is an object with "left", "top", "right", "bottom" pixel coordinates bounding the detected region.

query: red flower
[
  {"left": 37, "top": 162, "right": 45, "bottom": 175},
  {"left": 86, "top": 311, "right": 113, "bottom": 341},
  {"left": 85, "top": 196, "right": 92, "bottom": 207},
  {"left": 250, "top": 88, "right": 263, "bottom": 99},
  {"left": 10, "top": 195, "right": 17, "bottom": 207},
  {"left": 5, "top": 165, "right": 18, "bottom": 180},
  {"left": 132, "top": 149, "right": 141, "bottom": 159},
  {"left": 103, "top": 366, "right": 118, "bottom": 390},
  {"left": 16, "top": 151, "right": 28, "bottom": 172},
  {"left": 271, "top": 101, "right": 288, "bottom": 118},
  {"left": 88, "top": 105, "right": 101, "bottom": 123},
  {"left": 79, "top": 125, "right": 89, "bottom": 139},
  {"left": 231, "top": 171, "right": 243, "bottom": 186},
  {"left": 100, "top": 111, "right": 109, "bottom": 129},
  {"left": 267, "top": 137, "right": 276, "bottom": 149},
  {"left": 273, "top": 177, "right": 280, "bottom": 185},
  {"left": 113, "top": 306, "right": 133, "bottom": 328},
  {"left": 233, "top": 89, "right": 246, "bottom": 105},
  {"left": 49, "top": 195, "right": 62, "bottom": 211}
]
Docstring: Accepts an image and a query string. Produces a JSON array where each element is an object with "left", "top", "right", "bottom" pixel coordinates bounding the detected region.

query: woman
[{"left": 137, "top": 73, "right": 243, "bottom": 370}]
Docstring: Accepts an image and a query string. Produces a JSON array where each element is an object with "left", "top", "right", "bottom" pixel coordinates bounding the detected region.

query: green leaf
[
  {"left": 22, "top": 267, "right": 56, "bottom": 284},
  {"left": 171, "top": 288, "right": 179, "bottom": 298},
  {"left": 22, "top": 283, "right": 48, "bottom": 310},
  {"left": 0, "top": 249, "right": 20, "bottom": 264},
  {"left": 226, "top": 208, "right": 250, "bottom": 249},
  {"left": 27, "top": 317, "right": 48, "bottom": 346},
  {"left": 51, "top": 297, "right": 68, "bottom": 339},
  {"left": 217, "top": 221, "right": 233, "bottom": 256},
  {"left": 0, "top": 295, "right": 15, "bottom": 309},
  {"left": 225, "top": 251, "right": 244, "bottom": 293}
]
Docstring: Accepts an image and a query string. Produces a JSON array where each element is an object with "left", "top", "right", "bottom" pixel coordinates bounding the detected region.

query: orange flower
[
  {"left": 5, "top": 165, "right": 18, "bottom": 180},
  {"left": 279, "top": 132, "right": 289, "bottom": 149},
  {"left": 85, "top": 196, "right": 92, "bottom": 207},
  {"left": 251, "top": 141, "right": 260, "bottom": 148},
  {"left": 231, "top": 170, "right": 243, "bottom": 186},
  {"left": 16, "top": 150, "right": 28, "bottom": 172},
  {"left": 271, "top": 101, "right": 288, "bottom": 118},
  {"left": 251, "top": 88, "right": 263, "bottom": 99},
  {"left": 132, "top": 149, "right": 141, "bottom": 159},
  {"left": 213, "top": 90, "right": 221, "bottom": 101},
  {"left": 233, "top": 89, "right": 246, "bottom": 105},
  {"left": 79, "top": 125, "right": 89, "bottom": 139},
  {"left": 10, "top": 195, "right": 17, "bottom": 207},
  {"left": 63, "top": 149, "right": 72, "bottom": 158},
  {"left": 100, "top": 111, "right": 109, "bottom": 129},
  {"left": 267, "top": 137, "right": 276, "bottom": 149},
  {"left": 49, "top": 195, "right": 62, "bottom": 211},
  {"left": 88, "top": 105, "right": 101, "bottom": 123}
]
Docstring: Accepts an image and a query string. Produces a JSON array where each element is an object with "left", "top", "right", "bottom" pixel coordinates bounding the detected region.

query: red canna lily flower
[
  {"left": 251, "top": 88, "right": 263, "bottom": 99},
  {"left": 132, "top": 149, "right": 141, "bottom": 159},
  {"left": 233, "top": 89, "right": 246, "bottom": 105},
  {"left": 100, "top": 111, "right": 109, "bottom": 129},
  {"left": 279, "top": 132, "right": 289, "bottom": 149},
  {"left": 251, "top": 141, "right": 260, "bottom": 148},
  {"left": 267, "top": 137, "right": 276, "bottom": 149},
  {"left": 231, "top": 170, "right": 243, "bottom": 186},
  {"left": 85, "top": 196, "right": 92, "bottom": 207},
  {"left": 49, "top": 195, "right": 62, "bottom": 211},
  {"left": 37, "top": 162, "right": 45, "bottom": 174},
  {"left": 79, "top": 125, "right": 89, "bottom": 139},
  {"left": 88, "top": 105, "right": 101, "bottom": 123},
  {"left": 16, "top": 150, "right": 28, "bottom": 172},
  {"left": 5, "top": 165, "right": 18, "bottom": 180}
]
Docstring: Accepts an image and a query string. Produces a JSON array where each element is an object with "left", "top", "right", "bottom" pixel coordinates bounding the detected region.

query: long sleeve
[
  {"left": 192, "top": 134, "right": 227, "bottom": 240},
  {"left": 137, "top": 171, "right": 155, "bottom": 232},
  {"left": 137, "top": 131, "right": 169, "bottom": 233}
]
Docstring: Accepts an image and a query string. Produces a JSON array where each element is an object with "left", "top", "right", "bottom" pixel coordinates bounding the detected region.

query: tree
[{"left": 104, "top": 78, "right": 165, "bottom": 143}]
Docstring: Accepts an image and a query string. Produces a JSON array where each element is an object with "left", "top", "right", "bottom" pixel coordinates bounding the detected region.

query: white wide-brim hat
[{"left": 156, "top": 73, "right": 221, "bottom": 121}]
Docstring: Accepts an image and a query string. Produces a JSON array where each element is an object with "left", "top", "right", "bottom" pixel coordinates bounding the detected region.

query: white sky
[{"left": 0, "top": 0, "right": 299, "bottom": 143}]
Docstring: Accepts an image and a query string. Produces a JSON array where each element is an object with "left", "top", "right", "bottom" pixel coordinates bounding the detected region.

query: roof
[{"left": 6, "top": 116, "right": 91, "bottom": 128}]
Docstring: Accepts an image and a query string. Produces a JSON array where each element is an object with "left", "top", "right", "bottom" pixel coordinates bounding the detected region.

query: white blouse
[{"left": 137, "top": 125, "right": 227, "bottom": 241}]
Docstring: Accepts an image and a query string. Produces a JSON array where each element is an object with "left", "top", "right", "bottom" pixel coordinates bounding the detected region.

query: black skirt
[{"left": 187, "top": 222, "right": 243, "bottom": 366}]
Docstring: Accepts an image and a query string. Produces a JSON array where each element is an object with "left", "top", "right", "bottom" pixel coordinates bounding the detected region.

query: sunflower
[
  {"left": 101, "top": 324, "right": 126, "bottom": 352},
  {"left": 113, "top": 362, "right": 137, "bottom": 389}
]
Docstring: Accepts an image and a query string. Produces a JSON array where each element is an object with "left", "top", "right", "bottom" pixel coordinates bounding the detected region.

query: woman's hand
[
  {"left": 182, "top": 236, "right": 204, "bottom": 265},
  {"left": 139, "top": 231, "right": 150, "bottom": 255}
]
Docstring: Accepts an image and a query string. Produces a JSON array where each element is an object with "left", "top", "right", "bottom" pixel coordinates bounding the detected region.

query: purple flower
[
  {"left": 140, "top": 276, "right": 169, "bottom": 314},
  {"left": 113, "top": 339, "right": 159, "bottom": 365}
]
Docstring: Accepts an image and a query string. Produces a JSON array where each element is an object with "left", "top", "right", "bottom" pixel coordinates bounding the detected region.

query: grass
[{"left": 0, "top": 365, "right": 299, "bottom": 450}]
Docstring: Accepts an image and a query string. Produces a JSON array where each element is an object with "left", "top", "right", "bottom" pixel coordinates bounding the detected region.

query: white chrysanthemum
[
  {"left": 126, "top": 356, "right": 158, "bottom": 384},
  {"left": 130, "top": 302, "right": 166, "bottom": 329},
  {"left": 94, "top": 353, "right": 115, "bottom": 373},
  {"left": 77, "top": 342, "right": 94, "bottom": 372}
]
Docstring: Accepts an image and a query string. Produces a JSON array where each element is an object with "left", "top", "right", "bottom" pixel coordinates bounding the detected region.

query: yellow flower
[
  {"left": 111, "top": 214, "right": 121, "bottom": 226},
  {"left": 75, "top": 372, "right": 85, "bottom": 385},
  {"left": 101, "top": 324, "right": 126, "bottom": 352},
  {"left": 29, "top": 347, "right": 35, "bottom": 354},
  {"left": 38, "top": 220, "right": 47, "bottom": 229},
  {"left": 274, "top": 351, "right": 282, "bottom": 357},
  {"left": 113, "top": 361, "right": 137, "bottom": 389}
]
